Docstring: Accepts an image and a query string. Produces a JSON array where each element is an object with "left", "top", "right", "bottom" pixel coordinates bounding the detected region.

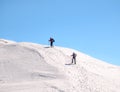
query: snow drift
[{"left": 0, "top": 39, "right": 120, "bottom": 92}]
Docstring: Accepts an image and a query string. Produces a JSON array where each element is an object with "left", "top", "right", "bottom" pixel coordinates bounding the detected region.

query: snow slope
[{"left": 0, "top": 39, "right": 120, "bottom": 92}]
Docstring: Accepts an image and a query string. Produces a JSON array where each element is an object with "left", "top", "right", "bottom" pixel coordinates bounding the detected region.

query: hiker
[
  {"left": 49, "top": 37, "right": 55, "bottom": 47},
  {"left": 71, "top": 52, "right": 77, "bottom": 64}
]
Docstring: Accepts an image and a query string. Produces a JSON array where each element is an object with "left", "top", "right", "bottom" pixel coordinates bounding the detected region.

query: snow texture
[{"left": 0, "top": 39, "right": 120, "bottom": 92}]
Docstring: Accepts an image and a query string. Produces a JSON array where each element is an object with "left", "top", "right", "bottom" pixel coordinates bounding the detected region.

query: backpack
[
  {"left": 73, "top": 53, "right": 77, "bottom": 57},
  {"left": 53, "top": 39, "right": 55, "bottom": 42}
]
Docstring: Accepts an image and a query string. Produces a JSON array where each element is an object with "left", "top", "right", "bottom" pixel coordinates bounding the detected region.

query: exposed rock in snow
[{"left": 0, "top": 39, "right": 120, "bottom": 92}]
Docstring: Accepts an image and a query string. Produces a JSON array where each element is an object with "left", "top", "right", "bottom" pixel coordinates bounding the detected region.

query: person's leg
[
  {"left": 51, "top": 42, "right": 53, "bottom": 47},
  {"left": 50, "top": 42, "right": 52, "bottom": 47},
  {"left": 74, "top": 58, "right": 76, "bottom": 64},
  {"left": 72, "top": 58, "right": 74, "bottom": 63}
]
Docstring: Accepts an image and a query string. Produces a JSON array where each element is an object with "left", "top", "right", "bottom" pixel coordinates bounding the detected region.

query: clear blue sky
[{"left": 0, "top": 0, "right": 120, "bottom": 66}]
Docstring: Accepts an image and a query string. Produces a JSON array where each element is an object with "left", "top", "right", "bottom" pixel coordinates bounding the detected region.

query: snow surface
[{"left": 0, "top": 39, "right": 120, "bottom": 92}]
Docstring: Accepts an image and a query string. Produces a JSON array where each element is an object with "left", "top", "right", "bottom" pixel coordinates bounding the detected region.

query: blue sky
[{"left": 0, "top": 0, "right": 120, "bottom": 66}]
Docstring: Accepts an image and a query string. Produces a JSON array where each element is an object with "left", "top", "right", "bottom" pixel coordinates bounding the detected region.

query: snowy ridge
[
  {"left": 0, "top": 39, "right": 120, "bottom": 92},
  {"left": 0, "top": 39, "right": 15, "bottom": 44}
]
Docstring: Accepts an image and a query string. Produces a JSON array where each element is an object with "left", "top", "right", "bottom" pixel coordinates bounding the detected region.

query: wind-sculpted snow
[{"left": 0, "top": 39, "right": 120, "bottom": 92}]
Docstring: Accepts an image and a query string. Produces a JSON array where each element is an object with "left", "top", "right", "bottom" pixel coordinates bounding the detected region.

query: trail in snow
[{"left": 0, "top": 39, "right": 120, "bottom": 92}]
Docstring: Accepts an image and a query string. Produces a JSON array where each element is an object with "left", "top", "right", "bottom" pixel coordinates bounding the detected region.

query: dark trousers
[
  {"left": 50, "top": 42, "right": 53, "bottom": 47},
  {"left": 72, "top": 57, "right": 76, "bottom": 64}
]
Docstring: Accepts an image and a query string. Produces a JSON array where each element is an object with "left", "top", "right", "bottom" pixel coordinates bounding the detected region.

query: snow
[{"left": 0, "top": 39, "right": 120, "bottom": 92}]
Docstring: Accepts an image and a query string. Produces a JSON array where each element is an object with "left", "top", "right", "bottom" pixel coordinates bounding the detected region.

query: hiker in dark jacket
[
  {"left": 71, "top": 52, "right": 77, "bottom": 64},
  {"left": 49, "top": 37, "right": 55, "bottom": 47}
]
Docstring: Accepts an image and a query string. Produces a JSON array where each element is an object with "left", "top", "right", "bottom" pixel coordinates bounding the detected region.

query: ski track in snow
[{"left": 0, "top": 39, "right": 120, "bottom": 92}]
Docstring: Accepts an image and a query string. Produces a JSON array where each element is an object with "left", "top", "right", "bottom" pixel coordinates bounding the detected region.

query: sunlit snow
[{"left": 0, "top": 39, "right": 120, "bottom": 92}]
